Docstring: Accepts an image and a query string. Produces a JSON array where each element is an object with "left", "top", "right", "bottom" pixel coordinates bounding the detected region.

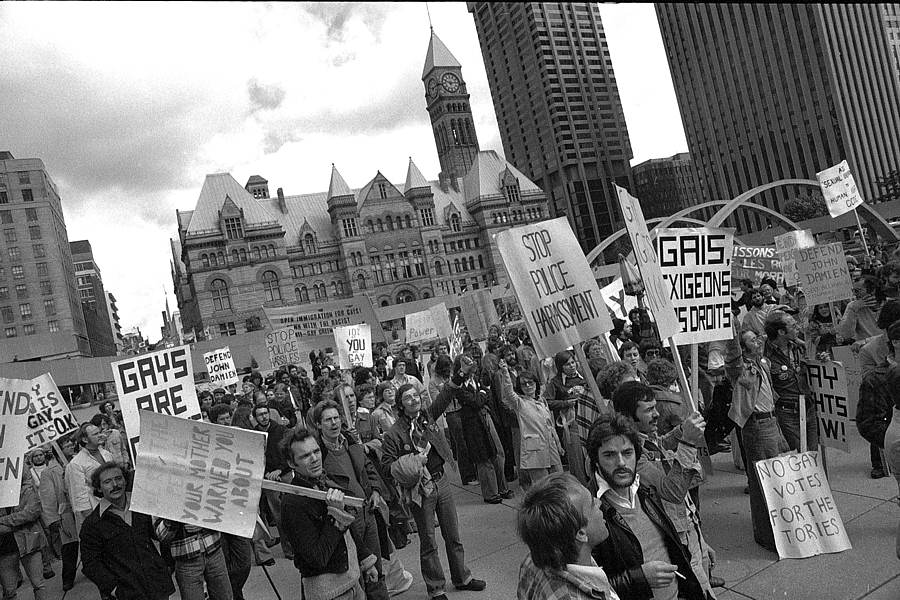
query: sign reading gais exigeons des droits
[{"left": 495, "top": 217, "right": 612, "bottom": 357}]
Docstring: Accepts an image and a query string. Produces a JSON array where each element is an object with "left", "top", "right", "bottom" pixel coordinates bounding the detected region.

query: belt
[
  {"left": 430, "top": 466, "right": 444, "bottom": 480},
  {"left": 747, "top": 411, "right": 775, "bottom": 421}
]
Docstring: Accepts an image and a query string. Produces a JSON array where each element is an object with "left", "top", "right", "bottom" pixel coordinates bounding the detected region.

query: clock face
[
  {"left": 427, "top": 78, "right": 439, "bottom": 99},
  {"left": 441, "top": 72, "right": 460, "bottom": 93}
]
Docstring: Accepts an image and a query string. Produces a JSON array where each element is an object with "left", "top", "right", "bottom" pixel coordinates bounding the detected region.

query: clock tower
[{"left": 423, "top": 30, "right": 480, "bottom": 183}]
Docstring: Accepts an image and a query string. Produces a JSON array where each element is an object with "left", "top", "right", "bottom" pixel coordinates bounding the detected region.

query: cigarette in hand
[{"left": 674, "top": 571, "right": 686, "bottom": 580}]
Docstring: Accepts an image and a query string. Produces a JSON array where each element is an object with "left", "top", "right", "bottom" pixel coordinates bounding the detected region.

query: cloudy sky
[{"left": 0, "top": 2, "right": 686, "bottom": 340}]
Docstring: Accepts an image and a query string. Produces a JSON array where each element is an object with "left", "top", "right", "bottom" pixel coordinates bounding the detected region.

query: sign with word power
[
  {"left": 496, "top": 217, "right": 613, "bottom": 357},
  {"left": 615, "top": 186, "right": 680, "bottom": 340},
  {"left": 806, "top": 360, "right": 852, "bottom": 453},
  {"left": 755, "top": 451, "right": 851, "bottom": 559},
  {"left": 655, "top": 227, "right": 734, "bottom": 344},
  {"left": 111, "top": 346, "right": 202, "bottom": 458},
  {"left": 0, "top": 377, "right": 33, "bottom": 508},
  {"left": 817, "top": 160, "right": 863, "bottom": 218},
  {"left": 775, "top": 230, "right": 816, "bottom": 287},
  {"left": 203, "top": 347, "right": 239, "bottom": 387},
  {"left": 406, "top": 309, "right": 439, "bottom": 344},
  {"left": 796, "top": 243, "right": 852, "bottom": 306},
  {"left": 334, "top": 324, "right": 373, "bottom": 369},
  {"left": 132, "top": 411, "right": 266, "bottom": 538}
]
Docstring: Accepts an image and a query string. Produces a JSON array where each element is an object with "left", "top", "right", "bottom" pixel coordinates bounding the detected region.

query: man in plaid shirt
[{"left": 155, "top": 518, "right": 233, "bottom": 600}]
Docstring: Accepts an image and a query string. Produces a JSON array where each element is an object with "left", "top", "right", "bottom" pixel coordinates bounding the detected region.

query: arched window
[
  {"left": 478, "top": 255, "right": 484, "bottom": 269},
  {"left": 434, "top": 261, "right": 443, "bottom": 275},
  {"left": 269, "top": 244, "right": 276, "bottom": 256},
  {"left": 259, "top": 246, "right": 268, "bottom": 259},
  {"left": 357, "top": 274, "right": 367, "bottom": 290},
  {"left": 304, "top": 234, "right": 315, "bottom": 254},
  {"left": 252, "top": 247, "right": 260, "bottom": 260},
  {"left": 239, "top": 248, "right": 247, "bottom": 261},
  {"left": 377, "top": 219, "right": 384, "bottom": 232},
  {"left": 262, "top": 271, "right": 281, "bottom": 302},
  {"left": 296, "top": 286, "right": 309, "bottom": 302},
  {"left": 218, "top": 252, "right": 225, "bottom": 265},
  {"left": 367, "top": 219, "right": 374, "bottom": 233},
  {"left": 469, "top": 257, "right": 475, "bottom": 270},
  {"left": 423, "top": 292, "right": 431, "bottom": 299},
  {"left": 465, "top": 120, "right": 474, "bottom": 145},
  {"left": 454, "top": 259, "right": 461, "bottom": 273},
  {"left": 331, "top": 281, "right": 342, "bottom": 296},
  {"left": 387, "top": 218, "right": 394, "bottom": 231},
  {"left": 405, "top": 215, "right": 412, "bottom": 228},
  {"left": 381, "top": 300, "right": 389, "bottom": 307},
  {"left": 201, "top": 254, "right": 209, "bottom": 267},
  {"left": 231, "top": 250, "right": 239, "bottom": 263},
  {"left": 396, "top": 291, "right": 414, "bottom": 304},
  {"left": 211, "top": 279, "right": 230, "bottom": 311},
  {"left": 450, "top": 214, "right": 460, "bottom": 232}
]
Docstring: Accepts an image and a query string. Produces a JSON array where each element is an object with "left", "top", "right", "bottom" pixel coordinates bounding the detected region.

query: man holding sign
[{"left": 764, "top": 312, "right": 817, "bottom": 452}]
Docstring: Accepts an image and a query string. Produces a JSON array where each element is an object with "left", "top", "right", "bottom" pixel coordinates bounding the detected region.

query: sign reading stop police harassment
[
  {"left": 203, "top": 347, "right": 239, "bottom": 387},
  {"left": 615, "top": 186, "right": 680, "bottom": 340},
  {"left": 111, "top": 346, "right": 202, "bottom": 457},
  {"left": 334, "top": 324, "right": 373, "bottom": 369},
  {"left": 496, "top": 217, "right": 612, "bottom": 357},
  {"left": 656, "top": 228, "right": 734, "bottom": 344},
  {"left": 817, "top": 160, "right": 864, "bottom": 218}
]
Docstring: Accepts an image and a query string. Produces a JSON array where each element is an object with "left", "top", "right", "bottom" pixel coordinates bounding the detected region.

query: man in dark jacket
[
  {"left": 255, "top": 405, "right": 292, "bottom": 560},
  {"left": 587, "top": 414, "right": 707, "bottom": 600},
  {"left": 80, "top": 462, "right": 174, "bottom": 600},
  {"left": 858, "top": 366, "right": 894, "bottom": 454}
]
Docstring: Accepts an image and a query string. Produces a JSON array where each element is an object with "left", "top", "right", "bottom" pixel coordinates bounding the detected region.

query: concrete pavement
[{"left": 41, "top": 425, "right": 900, "bottom": 599}]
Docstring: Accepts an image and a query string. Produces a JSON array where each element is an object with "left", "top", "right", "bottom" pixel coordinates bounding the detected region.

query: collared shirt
[
  {"left": 764, "top": 339, "right": 809, "bottom": 400},
  {"left": 98, "top": 492, "right": 133, "bottom": 526},
  {"left": 517, "top": 554, "right": 620, "bottom": 600},
  {"left": 567, "top": 561, "right": 619, "bottom": 598},
  {"left": 595, "top": 472, "right": 641, "bottom": 510},
  {"left": 155, "top": 519, "right": 221, "bottom": 561}
]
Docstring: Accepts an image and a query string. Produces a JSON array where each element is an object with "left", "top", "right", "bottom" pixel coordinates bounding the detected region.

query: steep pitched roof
[
  {"left": 327, "top": 164, "right": 353, "bottom": 199},
  {"left": 422, "top": 31, "right": 461, "bottom": 79},
  {"left": 463, "top": 150, "right": 543, "bottom": 200},
  {"left": 186, "top": 173, "right": 281, "bottom": 234},
  {"left": 404, "top": 158, "right": 430, "bottom": 192},
  {"left": 246, "top": 175, "right": 267, "bottom": 185}
]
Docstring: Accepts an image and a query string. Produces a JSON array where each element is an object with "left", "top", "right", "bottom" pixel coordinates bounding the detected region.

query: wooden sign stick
[{"left": 261, "top": 479, "right": 365, "bottom": 508}]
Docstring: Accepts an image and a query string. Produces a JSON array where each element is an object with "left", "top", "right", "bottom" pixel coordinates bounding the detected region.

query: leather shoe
[
  {"left": 42, "top": 570, "right": 55, "bottom": 580},
  {"left": 709, "top": 575, "right": 725, "bottom": 588},
  {"left": 484, "top": 495, "right": 502, "bottom": 504},
  {"left": 456, "top": 578, "right": 487, "bottom": 591},
  {"left": 259, "top": 559, "right": 276, "bottom": 567},
  {"left": 500, "top": 489, "right": 514, "bottom": 499},
  {"left": 871, "top": 468, "right": 886, "bottom": 479}
]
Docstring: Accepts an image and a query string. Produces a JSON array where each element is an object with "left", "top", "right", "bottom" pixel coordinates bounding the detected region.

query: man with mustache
[
  {"left": 80, "top": 462, "right": 174, "bottom": 600},
  {"left": 587, "top": 414, "right": 708, "bottom": 600}
]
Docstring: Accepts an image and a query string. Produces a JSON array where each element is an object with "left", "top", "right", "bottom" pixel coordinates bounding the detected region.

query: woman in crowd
[
  {"left": 543, "top": 350, "right": 591, "bottom": 486},
  {"left": 806, "top": 303, "right": 842, "bottom": 357},
  {"left": 373, "top": 382, "right": 399, "bottom": 436}
]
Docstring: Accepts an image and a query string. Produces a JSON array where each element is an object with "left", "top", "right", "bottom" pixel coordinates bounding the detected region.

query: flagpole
[{"left": 853, "top": 208, "right": 871, "bottom": 258}]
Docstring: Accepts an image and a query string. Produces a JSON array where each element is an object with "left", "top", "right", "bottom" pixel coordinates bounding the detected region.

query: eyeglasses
[{"left": 520, "top": 380, "right": 536, "bottom": 388}]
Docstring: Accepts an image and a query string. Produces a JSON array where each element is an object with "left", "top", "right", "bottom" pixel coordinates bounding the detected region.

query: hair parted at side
[
  {"left": 312, "top": 399, "right": 341, "bottom": 425},
  {"left": 516, "top": 472, "right": 587, "bottom": 570},
  {"left": 90, "top": 461, "right": 125, "bottom": 496},
  {"left": 586, "top": 413, "right": 643, "bottom": 475}
]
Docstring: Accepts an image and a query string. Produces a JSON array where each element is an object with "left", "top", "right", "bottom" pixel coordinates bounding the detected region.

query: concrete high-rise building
[
  {"left": 632, "top": 152, "right": 702, "bottom": 220},
  {"left": 656, "top": 4, "right": 900, "bottom": 233},
  {"left": 467, "top": 2, "right": 634, "bottom": 252},
  {"left": 107, "top": 291, "right": 123, "bottom": 353},
  {"left": 0, "top": 151, "right": 90, "bottom": 361},
  {"left": 71, "top": 240, "right": 117, "bottom": 357},
  {"left": 885, "top": 5, "right": 900, "bottom": 78}
]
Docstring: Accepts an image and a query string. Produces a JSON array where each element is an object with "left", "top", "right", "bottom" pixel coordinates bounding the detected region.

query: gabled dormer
[
  {"left": 218, "top": 195, "right": 245, "bottom": 239},
  {"left": 358, "top": 171, "right": 406, "bottom": 210},
  {"left": 299, "top": 219, "right": 318, "bottom": 255},
  {"left": 500, "top": 167, "right": 521, "bottom": 205}
]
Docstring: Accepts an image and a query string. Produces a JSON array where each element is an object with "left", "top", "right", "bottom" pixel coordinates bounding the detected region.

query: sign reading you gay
[{"left": 496, "top": 217, "right": 612, "bottom": 357}]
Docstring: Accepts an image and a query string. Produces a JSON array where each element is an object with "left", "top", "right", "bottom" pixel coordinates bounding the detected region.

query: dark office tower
[
  {"left": 656, "top": 4, "right": 900, "bottom": 233},
  {"left": 423, "top": 31, "right": 480, "bottom": 183},
  {"left": 467, "top": 2, "right": 634, "bottom": 252},
  {"left": 885, "top": 5, "right": 900, "bottom": 76}
]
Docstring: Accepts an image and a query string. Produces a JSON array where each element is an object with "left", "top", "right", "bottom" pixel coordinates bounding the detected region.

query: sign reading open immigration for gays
[
  {"left": 496, "top": 217, "right": 612, "bottom": 357},
  {"left": 0, "top": 377, "right": 32, "bottom": 508},
  {"left": 263, "top": 296, "right": 387, "bottom": 346},
  {"left": 111, "top": 345, "right": 202, "bottom": 457},
  {"left": 132, "top": 411, "right": 266, "bottom": 538},
  {"left": 755, "top": 451, "right": 851, "bottom": 559},
  {"left": 655, "top": 227, "right": 734, "bottom": 344},
  {"left": 806, "top": 360, "right": 852, "bottom": 454}
]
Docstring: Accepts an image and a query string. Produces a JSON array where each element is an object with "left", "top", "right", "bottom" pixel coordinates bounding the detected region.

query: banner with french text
[
  {"left": 263, "top": 296, "right": 387, "bottom": 347},
  {"left": 132, "top": 411, "right": 265, "bottom": 538},
  {"left": 796, "top": 243, "right": 852, "bottom": 306},
  {"left": 203, "top": 347, "right": 239, "bottom": 388},
  {"left": 614, "top": 186, "right": 680, "bottom": 340},
  {"left": 806, "top": 360, "right": 852, "bottom": 453},
  {"left": 655, "top": 227, "right": 734, "bottom": 344},
  {"left": 334, "top": 323, "right": 373, "bottom": 369},
  {"left": 0, "top": 377, "right": 33, "bottom": 508},
  {"left": 111, "top": 346, "right": 202, "bottom": 458},
  {"left": 732, "top": 245, "right": 784, "bottom": 288},
  {"left": 817, "top": 160, "right": 863, "bottom": 218},
  {"left": 755, "top": 451, "right": 851, "bottom": 559},
  {"left": 495, "top": 217, "right": 612, "bottom": 358}
]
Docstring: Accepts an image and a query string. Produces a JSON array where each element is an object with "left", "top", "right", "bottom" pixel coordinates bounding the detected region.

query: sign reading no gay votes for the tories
[
  {"left": 755, "top": 451, "right": 851, "bottom": 559},
  {"left": 334, "top": 323, "right": 373, "bottom": 369},
  {"left": 111, "top": 345, "right": 203, "bottom": 458},
  {"left": 203, "top": 347, "right": 239, "bottom": 388},
  {"left": 132, "top": 411, "right": 266, "bottom": 538},
  {"left": 496, "top": 217, "right": 612, "bottom": 357},
  {"left": 655, "top": 227, "right": 734, "bottom": 345}
]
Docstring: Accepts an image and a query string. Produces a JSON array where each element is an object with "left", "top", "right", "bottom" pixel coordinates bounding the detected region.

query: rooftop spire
[
  {"left": 327, "top": 164, "right": 352, "bottom": 199},
  {"left": 404, "top": 157, "right": 430, "bottom": 192},
  {"left": 422, "top": 30, "right": 461, "bottom": 79}
]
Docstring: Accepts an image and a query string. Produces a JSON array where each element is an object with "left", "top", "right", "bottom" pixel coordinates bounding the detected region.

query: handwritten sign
[
  {"left": 655, "top": 227, "right": 734, "bottom": 344},
  {"left": 755, "top": 451, "right": 851, "bottom": 559},
  {"left": 732, "top": 246, "right": 784, "bottom": 287},
  {"left": 263, "top": 296, "right": 387, "bottom": 345},
  {"left": 615, "top": 186, "right": 679, "bottom": 340},
  {"left": 203, "top": 347, "right": 239, "bottom": 387},
  {"left": 449, "top": 315, "right": 464, "bottom": 359},
  {"left": 796, "top": 243, "right": 852, "bottom": 306},
  {"left": 817, "top": 160, "right": 863, "bottom": 218},
  {"left": 407, "top": 310, "right": 438, "bottom": 344},
  {"left": 430, "top": 303, "right": 454, "bottom": 340},
  {"left": 459, "top": 289, "right": 500, "bottom": 340},
  {"left": 832, "top": 347, "right": 859, "bottom": 420},
  {"left": 0, "top": 377, "right": 32, "bottom": 508},
  {"left": 600, "top": 277, "right": 637, "bottom": 322},
  {"left": 25, "top": 374, "right": 78, "bottom": 451},
  {"left": 775, "top": 230, "right": 816, "bottom": 287},
  {"left": 111, "top": 346, "right": 202, "bottom": 457},
  {"left": 495, "top": 217, "right": 613, "bottom": 357},
  {"left": 806, "top": 360, "right": 852, "bottom": 453},
  {"left": 334, "top": 324, "right": 373, "bottom": 369},
  {"left": 132, "top": 411, "right": 265, "bottom": 538},
  {"left": 266, "top": 327, "right": 304, "bottom": 370}
]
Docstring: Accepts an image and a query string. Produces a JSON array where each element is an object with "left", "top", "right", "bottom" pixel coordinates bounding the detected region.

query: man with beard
[
  {"left": 740, "top": 289, "right": 782, "bottom": 337},
  {"left": 764, "top": 312, "right": 817, "bottom": 452},
  {"left": 587, "top": 415, "right": 707, "bottom": 600}
]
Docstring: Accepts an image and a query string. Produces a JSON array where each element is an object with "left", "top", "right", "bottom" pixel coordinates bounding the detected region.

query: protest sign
[
  {"left": 817, "top": 160, "right": 863, "bottom": 218},
  {"left": 832, "top": 346, "right": 859, "bottom": 420},
  {"left": 431, "top": 303, "right": 454, "bottom": 340},
  {"left": 406, "top": 309, "right": 438, "bottom": 344},
  {"left": 459, "top": 289, "right": 500, "bottom": 340},
  {"left": 24, "top": 374, "right": 78, "bottom": 451},
  {"left": 755, "top": 451, "right": 851, "bottom": 559},
  {"left": 449, "top": 314, "right": 464, "bottom": 358},
  {"left": 132, "top": 411, "right": 265, "bottom": 538},
  {"left": 495, "top": 217, "right": 613, "bottom": 357},
  {"left": 111, "top": 345, "right": 202, "bottom": 457},
  {"left": 796, "top": 243, "right": 852, "bottom": 306},
  {"left": 263, "top": 296, "right": 387, "bottom": 345},
  {"left": 334, "top": 324, "right": 373, "bottom": 368},
  {"left": 732, "top": 245, "right": 783, "bottom": 287},
  {"left": 203, "top": 347, "right": 239, "bottom": 387},
  {"left": 775, "top": 230, "right": 816, "bottom": 287},
  {"left": 266, "top": 327, "right": 314, "bottom": 370},
  {"left": 600, "top": 277, "right": 638, "bottom": 322},
  {"left": 655, "top": 227, "right": 734, "bottom": 344},
  {"left": 615, "top": 186, "right": 680, "bottom": 340},
  {"left": 0, "top": 377, "right": 32, "bottom": 508},
  {"left": 806, "top": 360, "right": 852, "bottom": 453}
]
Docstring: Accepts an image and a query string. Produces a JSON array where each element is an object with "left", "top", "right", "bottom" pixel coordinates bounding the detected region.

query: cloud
[
  {"left": 248, "top": 79, "right": 287, "bottom": 112},
  {"left": 300, "top": 3, "right": 395, "bottom": 44}
]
